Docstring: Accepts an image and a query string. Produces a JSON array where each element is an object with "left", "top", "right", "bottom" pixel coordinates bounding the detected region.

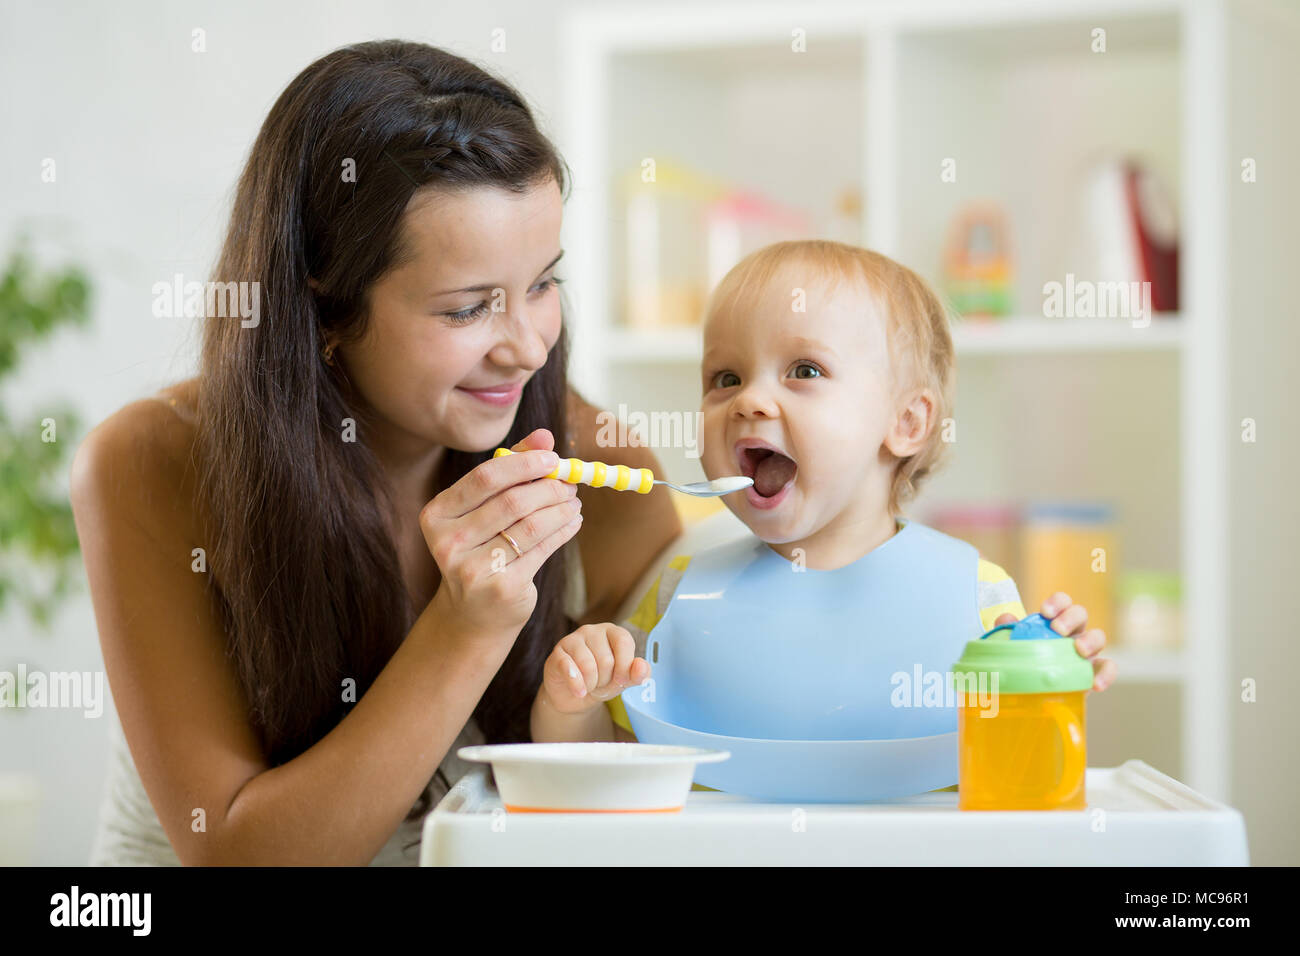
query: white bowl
[{"left": 457, "top": 743, "right": 730, "bottom": 813}]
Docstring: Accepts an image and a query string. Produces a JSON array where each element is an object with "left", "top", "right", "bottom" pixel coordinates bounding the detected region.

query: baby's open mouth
[{"left": 739, "top": 446, "right": 798, "bottom": 498}]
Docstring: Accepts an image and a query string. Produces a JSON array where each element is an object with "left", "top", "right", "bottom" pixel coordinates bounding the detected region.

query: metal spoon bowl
[{"left": 655, "top": 475, "right": 753, "bottom": 498}]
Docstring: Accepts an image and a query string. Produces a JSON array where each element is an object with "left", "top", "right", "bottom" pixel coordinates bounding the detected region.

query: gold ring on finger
[{"left": 500, "top": 530, "right": 523, "bottom": 558}]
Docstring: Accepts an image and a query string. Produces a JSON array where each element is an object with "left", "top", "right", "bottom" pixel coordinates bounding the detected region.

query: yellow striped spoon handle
[{"left": 493, "top": 447, "right": 654, "bottom": 494}]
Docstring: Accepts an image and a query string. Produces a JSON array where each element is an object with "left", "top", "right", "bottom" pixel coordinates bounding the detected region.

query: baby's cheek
[
  {"left": 699, "top": 442, "right": 729, "bottom": 479},
  {"left": 818, "top": 463, "right": 868, "bottom": 512}
]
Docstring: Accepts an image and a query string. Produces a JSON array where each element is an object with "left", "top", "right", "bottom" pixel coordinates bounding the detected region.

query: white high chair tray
[{"left": 420, "top": 758, "right": 1248, "bottom": 866}]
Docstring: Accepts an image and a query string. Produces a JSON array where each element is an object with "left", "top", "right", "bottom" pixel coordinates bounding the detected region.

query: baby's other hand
[
  {"left": 993, "top": 592, "right": 1116, "bottom": 692},
  {"left": 540, "top": 623, "right": 651, "bottom": 715}
]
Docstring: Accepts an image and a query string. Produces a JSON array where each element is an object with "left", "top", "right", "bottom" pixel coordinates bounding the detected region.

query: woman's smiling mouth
[
  {"left": 735, "top": 438, "right": 798, "bottom": 510},
  {"left": 456, "top": 379, "right": 525, "bottom": 407}
]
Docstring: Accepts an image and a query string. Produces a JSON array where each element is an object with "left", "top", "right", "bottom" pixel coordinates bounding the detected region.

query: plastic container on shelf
[
  {"left": 926, "top": 502, "right": 1020, "bottom": 583},
  {"left": 620, "top": 161, "right": 719, "bottom": 329},
  {"left": 1116, "top": 570, "right": 1183, "bottom": 649},
  {"left": 1018, "top": 502, "right": 1117, "bottom": 642},
  {"left": 619, "top": 162, "right": 812, "bottom": 331}
]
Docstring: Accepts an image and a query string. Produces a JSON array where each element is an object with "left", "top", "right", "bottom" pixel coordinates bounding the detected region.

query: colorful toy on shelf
[{"left": 942, "top": 202, "right": 1014, "bottom": 318}]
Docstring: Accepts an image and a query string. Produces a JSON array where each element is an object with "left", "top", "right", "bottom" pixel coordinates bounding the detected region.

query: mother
[{"left": 70, "top": 39, "right": 681, "bottom": 865}]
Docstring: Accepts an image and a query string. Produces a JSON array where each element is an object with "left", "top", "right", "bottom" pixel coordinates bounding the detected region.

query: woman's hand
[
  {"left": 538, "top": 623, "right": 650, "bottom": 715},
  {"left": 421, "top": 428, "right": 583, "bottom": 643},
  {"left": 994, "top": 591, "right": 1117, "bottom": 692}
]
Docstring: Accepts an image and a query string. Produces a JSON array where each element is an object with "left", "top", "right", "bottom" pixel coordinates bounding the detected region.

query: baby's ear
[{"left": 884, "top": 389, "right": 936, "bottom": 457}]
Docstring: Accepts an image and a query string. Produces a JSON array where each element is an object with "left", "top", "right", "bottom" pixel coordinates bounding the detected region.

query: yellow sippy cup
[{"left": 950, "top": 613, "right": 1093, "bottom": 810}]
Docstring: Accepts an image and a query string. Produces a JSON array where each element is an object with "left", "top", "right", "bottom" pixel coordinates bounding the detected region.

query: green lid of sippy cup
[{"left": 950, "top": 614, "right": 1094, "bottom": 696}]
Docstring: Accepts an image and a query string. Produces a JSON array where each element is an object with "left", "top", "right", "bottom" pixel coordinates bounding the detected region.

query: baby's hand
[
  {"left": 994, "top": 591, "right": 1116, "bottom": 692},
  {"left": 540, "top": 623, "right": 651, "bottom": 715}
]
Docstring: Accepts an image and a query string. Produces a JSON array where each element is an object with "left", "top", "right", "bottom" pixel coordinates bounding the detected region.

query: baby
[{"left": 530, "top": 240, "right": 1109, "bottom": 761}]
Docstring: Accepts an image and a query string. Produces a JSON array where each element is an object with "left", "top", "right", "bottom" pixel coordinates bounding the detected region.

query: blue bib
[{"left": 620, "top": 518, "right": 985, "bottom": 801}]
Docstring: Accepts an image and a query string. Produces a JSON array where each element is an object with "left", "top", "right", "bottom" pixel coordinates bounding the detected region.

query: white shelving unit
[{"left": 559, "top": 0, "right": 1299, "bottom": 807}]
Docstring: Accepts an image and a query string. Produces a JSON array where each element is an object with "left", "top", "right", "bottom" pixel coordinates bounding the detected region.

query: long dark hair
[{"left": 196, "top": 40, "right": 573, "bottom": 822}]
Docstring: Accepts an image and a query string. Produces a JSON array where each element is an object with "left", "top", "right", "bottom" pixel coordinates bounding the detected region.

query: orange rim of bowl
[{"left": 503, "top": 804, "right": 683, "bottom": 813}]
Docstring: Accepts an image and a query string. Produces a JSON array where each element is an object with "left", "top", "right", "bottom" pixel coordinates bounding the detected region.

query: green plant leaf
[{"left": 0, "top": 237, "right": 94, "bottom": 632}]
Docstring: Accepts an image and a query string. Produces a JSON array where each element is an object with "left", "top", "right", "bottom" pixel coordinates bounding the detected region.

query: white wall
[
  {"left": 1223, "top": 0, "right": 1300, "bottom": 868},
  {"left": 0, "top": 0, "right": 615, "bottom": 865}
]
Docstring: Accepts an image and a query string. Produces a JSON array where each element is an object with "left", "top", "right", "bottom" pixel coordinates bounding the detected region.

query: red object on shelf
[
  {"left": 1124, "top": 162, "right": 1179, "bottom": 311},
  {"left": 1085, "top": 158, "right": 1180, "bottom": 312}
]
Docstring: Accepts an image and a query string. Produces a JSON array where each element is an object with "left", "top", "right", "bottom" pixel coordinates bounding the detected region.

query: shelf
[
  {"left": 604, "top": 315, "right": 1184, "bottom": 363},
  {"left": 1105, "top": 647, "right": 1185, "bottom": 684},
  {"left": 952, "top": 315, "right": 1185, "bottom": 354},
  {"left": 561, "top": 0, "right": 1260, "bottom": 804}
]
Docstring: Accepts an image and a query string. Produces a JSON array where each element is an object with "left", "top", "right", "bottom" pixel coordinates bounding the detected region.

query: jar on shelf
[
  {"left": 1116, "top": 570, "right": 1182, "bottom": 649},
  {"left": 621, "top": 161, "right": 717, "bottom": 329},
  {"left": 619, "top": 161, "right": 810, "bottom": 330},
  {"left": 1018, "top": 502, "right": 1118, "bottom": 642}
]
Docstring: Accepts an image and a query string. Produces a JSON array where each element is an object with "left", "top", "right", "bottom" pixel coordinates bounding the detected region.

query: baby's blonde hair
[{"left": 704, "top": 239, "right": 956, "bottom": 517}]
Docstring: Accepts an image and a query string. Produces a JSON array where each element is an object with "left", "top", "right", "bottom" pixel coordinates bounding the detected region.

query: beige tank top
[{"left": 89, "top": 540, "right": 586, "bottom": 866}]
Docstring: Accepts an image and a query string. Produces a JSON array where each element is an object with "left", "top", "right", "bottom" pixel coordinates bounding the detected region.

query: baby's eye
[
  {"left": 790, "top": 362, "right": 823, "bottom": 380},
  {"left": 711, "top": 371, "right": 740, "bottom": 389}
]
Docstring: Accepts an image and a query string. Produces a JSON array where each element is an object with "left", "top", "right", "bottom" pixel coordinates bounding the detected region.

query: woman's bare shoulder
[{"left": 70, "top": 377, "right": 204, "bottom": 535}]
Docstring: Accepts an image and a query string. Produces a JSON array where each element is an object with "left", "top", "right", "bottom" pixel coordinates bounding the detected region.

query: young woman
[{"left": 70, "top": 39, "right": 681, "bottom": 865}]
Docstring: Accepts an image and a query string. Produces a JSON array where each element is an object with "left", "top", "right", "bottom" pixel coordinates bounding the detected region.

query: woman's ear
[
  {"left": 883, "top": 389, "right": 936, "bottom": 459},
  {"left": 307, "top": 276, "right": 322, "bottom": 293}
]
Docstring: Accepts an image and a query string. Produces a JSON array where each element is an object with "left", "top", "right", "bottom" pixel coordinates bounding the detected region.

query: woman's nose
[{"left": 489, "top": 300, "right": 550, "bottom": 370}]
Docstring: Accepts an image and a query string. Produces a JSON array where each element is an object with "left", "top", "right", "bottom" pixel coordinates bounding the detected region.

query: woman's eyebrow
[{"left": 431, "top": 250, "right": 564, "bottom": 296}]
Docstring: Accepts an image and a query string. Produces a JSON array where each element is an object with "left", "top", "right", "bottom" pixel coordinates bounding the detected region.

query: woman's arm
[
  {"left": 564, "top": 389, "right": 684, "bottom": 625},
  {"left": 70, "top": 400, "right": 517, "bottom": 865}
]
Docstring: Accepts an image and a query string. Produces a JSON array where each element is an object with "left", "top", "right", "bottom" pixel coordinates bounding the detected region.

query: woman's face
[{"left": 338, "top": 178, "right": 564, "bottom": 462}]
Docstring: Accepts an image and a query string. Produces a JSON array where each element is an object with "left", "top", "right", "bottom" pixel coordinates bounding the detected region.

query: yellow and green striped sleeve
[
  {"left": 976, "top": 557, "right": 1027, "bottom": 632},
  {"left": 606, "top": 555, "right": 692, "bottom": 734}
]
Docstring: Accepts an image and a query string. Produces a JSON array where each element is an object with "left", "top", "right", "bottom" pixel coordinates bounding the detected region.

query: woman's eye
[
  {"left": 712, "top": 371, "right": 740, "bottom": 389},
  {"left": 791, "top": 362, "right": 822, "bottom": 380},
  {"left": 444, "top": 276, "right": 563, "bottom": 323},
  {"left": 443, "top": 302, "right": 490, "bottom": 323}
]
